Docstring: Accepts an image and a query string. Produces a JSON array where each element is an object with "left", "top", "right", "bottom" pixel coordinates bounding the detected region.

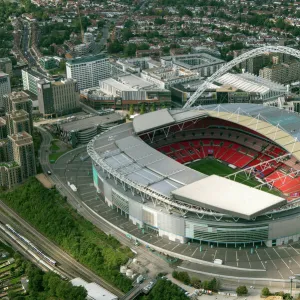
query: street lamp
[{"left": 289, "top": 276, "right": 295, "bottom": 297}]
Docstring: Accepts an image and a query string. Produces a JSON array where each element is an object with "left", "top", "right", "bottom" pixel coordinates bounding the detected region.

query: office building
[
  {"left": 6, "top": 110, "right": 31, "bottom": 135},
  {"left": 37, "top": 78, "right": 80, "bottom": 117},
  {"left": 3, "top": 91, "right": 33, "bottom": 134},
  {"left": 0, "top": 58, "right": 13, "bottom": 77},
  {"left": 0, "top": 72, "right": 11, "bottom": 108},
  {"left": 66, "top": 54, "right": 111, "bottom": 90},
  {"left": 8, "top": 132, "right": 36, "bottom": 181}
]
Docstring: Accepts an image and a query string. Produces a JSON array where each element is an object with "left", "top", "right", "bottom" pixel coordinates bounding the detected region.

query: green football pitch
[{"left": 188, "top": 159, "right": 281, "bottom": 195}]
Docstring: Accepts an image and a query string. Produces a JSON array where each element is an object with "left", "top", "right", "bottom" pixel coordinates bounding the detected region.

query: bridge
[{"left": 183, "top": 46, "right": 300, "bottom": 108}]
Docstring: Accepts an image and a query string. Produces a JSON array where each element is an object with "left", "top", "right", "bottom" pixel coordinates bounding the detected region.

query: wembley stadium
[{"left": 87, "top": 103, "right": 300, "bottom": 248}]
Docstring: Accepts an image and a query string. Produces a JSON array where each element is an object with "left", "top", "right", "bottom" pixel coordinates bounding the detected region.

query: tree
[
  {"left": 124, "top": 43, "right": 137, "bottom": 57},
  {"left": 140, "top": 103, "right": 145, "bottom": 115},
  {"left": 236, "top": 286, "right": 248, "bottom": 296},
  {"left": 191, "top": 277, "right": 202, "bottom": 289},
  {"left": 150, "top": 103, "right": 156, "bottom": 112},
  {"left": 261, "top": 287, "right": 271, "bottom": 297},
  {"left": 129, "top": 104, "right": 134, "bottom": 115}
]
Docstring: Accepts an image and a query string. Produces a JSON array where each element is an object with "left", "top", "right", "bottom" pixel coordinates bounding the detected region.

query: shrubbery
[{"left": 1, "top": 178, "right": 133, "bottom": 292}]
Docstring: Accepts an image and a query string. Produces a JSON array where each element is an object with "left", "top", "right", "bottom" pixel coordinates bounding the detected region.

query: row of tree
[
  {"left": 172, "top": 271, "right": 221, "bottom": 292},
  {"left": 1, "top": 178, "right": 133, "bottom": 292}
]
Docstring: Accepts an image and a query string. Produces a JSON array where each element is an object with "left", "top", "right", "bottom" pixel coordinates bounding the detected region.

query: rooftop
[
  {"left": 172, "top": 175, "right": 286, "bottom": 220},
  {"left": 59, "top": 113, "right": 124, "bottom": 132},
  {"left": 66, "top": 54, "right": 107, "bottom": 66},
  {"left": 71, "top": 278, "right": 117, "bottom": 300}
]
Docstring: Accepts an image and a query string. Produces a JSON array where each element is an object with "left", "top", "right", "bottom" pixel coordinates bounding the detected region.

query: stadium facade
[{"left": 87, "top": 104, "right": 300, "bottom": 247}]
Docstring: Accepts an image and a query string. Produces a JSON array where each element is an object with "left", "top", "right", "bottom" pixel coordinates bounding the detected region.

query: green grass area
[
  {"left": 188, "top": 159, "right": 281, "bottom": 196},
  {"left": 50, "top": 140, "right": 60, "bottom": 151},
  {"left": 1, "top": 178, "right": 133, "bottom": 292},
  {"left": 49, "top": 150, "right": 69, "bottom": 163}
]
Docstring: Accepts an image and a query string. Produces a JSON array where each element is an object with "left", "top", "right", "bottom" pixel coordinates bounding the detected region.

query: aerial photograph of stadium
[{"left": 5, "top": 0, "right": 300, "bottom": 297}]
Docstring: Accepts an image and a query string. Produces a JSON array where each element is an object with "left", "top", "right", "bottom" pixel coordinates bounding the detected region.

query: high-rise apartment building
[
  {"left": 0, "top": 72, "right": 11, "bottom": 108},
  {"left": 6, "top": 110, "right": 31, "bottom": 135},
  {"left": 37, "top": 78, "right": 80, "bottom": 117},
  {"left": 66, "top": 54, "right": 111, "bottom": 90},
  {"left": 8, "top": 132, "right": 36, "bottom": 181},
  {"left": 3, "top": 91, "right": 33, "bottom": 134},
  {"left": 0, "top": 58, "right": 12, "bottom": 77},
  {"left": 22, "top": 69, "right": 46, "bottom": 96},
  {"left": 0, "top": 118, "right": 7, "bottom": 139},
  {"left": 259, "top": 60, "right": 300, "bottom": 84}
]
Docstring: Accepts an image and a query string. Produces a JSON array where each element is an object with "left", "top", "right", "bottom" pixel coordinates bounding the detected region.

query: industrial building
[
  {"left": 37, "top": 78, "right": 80, "bottom": 117},
  {"left": 0, "top": 72, "right": 11, "bottom": 108},
  {"left": 66, "top": 54, "right": 111, "bottom": 90}
]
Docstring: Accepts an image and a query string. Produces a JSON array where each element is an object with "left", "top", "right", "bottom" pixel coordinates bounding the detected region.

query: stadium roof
[
  {"left": 216, "top": 73, "right": 286, "bottom": 95},
  {"left": 133, "top": 109, "right": 175, "bottom": 133},
  {"left": 172, "top": 175, "right": 286, "bottom": 219},
  {"left": 102, "top": 135, "right": 206, "bottom": 197}
]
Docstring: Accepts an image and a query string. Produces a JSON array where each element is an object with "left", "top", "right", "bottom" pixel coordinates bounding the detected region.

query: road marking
[
  {"left": 191, "top": 248, "right": 198, "bottom": 257},
  {"left": 171, "top": 244, "right": 180, "bottom": 251},
  {"left": 289, "top": 244, "right": 300, "bottom": 255},
  {"left": 201, "top": 249, "right": 207, "bottom": 259},
  {"left": 213, "top": 250, "right": 217, "bottom": 261},
  {"left": 264, "top": 249, "right": 284, "bottom": 278},
  {"left": 80, "top": 191, "right": 96, "bottom": 196},
  {"left": 255, "top": 250, "right": 265, "bottom": 269},
  {"left": 181, "top": 245, "right": 190, "bottom": 254},
  {"left": 245, "top": 251, "right": 252, "bottom": 268},
  {"left": 273, "top": 248, "right": 293, "bottom": 273}
]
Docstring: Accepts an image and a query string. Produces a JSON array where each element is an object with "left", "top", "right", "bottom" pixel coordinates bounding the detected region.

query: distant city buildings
[
  {"left": 66, "top": 54, "right": 111, "bottom": 90},
  {"left": 37, "top": 78, "right": 80, "bottom": 117},
  {"left": 0, "top": 72, "right": 11, "bottom": 108}
]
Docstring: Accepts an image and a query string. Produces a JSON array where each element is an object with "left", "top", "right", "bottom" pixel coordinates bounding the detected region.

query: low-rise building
[{"left": 39, "top": 56, "right": 59, "bottom": 70}]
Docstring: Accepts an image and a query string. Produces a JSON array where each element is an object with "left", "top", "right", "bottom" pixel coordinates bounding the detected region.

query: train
[{"left": 4, "top": 224, "right": 57, "bottom": 266}]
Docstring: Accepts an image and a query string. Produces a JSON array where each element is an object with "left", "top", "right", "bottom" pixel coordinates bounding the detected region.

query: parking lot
[{"left": 53, "top": 148, "right": 300, "bottom": 281}]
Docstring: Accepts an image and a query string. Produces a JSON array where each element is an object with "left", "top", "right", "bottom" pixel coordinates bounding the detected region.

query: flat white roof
[
  {"left": 133, "top": 109, "right": 175, "bottom": 133},
  {"left": 71, "top": 278, "right": 118, "bottom": 300},
  {"left": 172, "top": 175, "right": 286, "bottom": 219}
]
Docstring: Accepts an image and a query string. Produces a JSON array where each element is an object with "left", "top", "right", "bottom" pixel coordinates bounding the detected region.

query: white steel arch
[{"left": 183, "top": 46, "right": 300, "bottom": 108}]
